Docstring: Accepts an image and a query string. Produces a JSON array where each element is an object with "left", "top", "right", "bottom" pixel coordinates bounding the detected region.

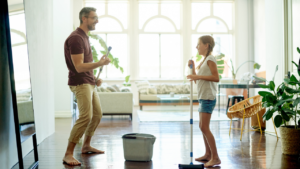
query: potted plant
[
  {"left": 226, "top": 59, "right": 261, "bottom": 83},
  {"left": 258, "top": 47, "right": 300, "bottom": 155}
]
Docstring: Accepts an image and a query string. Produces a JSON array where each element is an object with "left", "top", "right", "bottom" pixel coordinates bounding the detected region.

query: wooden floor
[{"left": 18, "top": 106, "right": 300, "bottom": 169}]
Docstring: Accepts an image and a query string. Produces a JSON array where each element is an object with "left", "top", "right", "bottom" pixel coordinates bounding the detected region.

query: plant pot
[
  {"left": 280, "top": 126, "right": 300, "bottom": 155},
  {"left": 232, "top": 79, "right": 238, "bottom": 84}
]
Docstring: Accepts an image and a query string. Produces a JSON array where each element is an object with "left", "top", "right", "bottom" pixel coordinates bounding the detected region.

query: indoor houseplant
[
  {"left": 258, "top": 47, "right": 300, "bottom": 155},
  {"left": 226, "top": 59, "right": 261, "bottom": 82},
  {"left": 88, "top": 32, "right": 124, "bottom": 75}
]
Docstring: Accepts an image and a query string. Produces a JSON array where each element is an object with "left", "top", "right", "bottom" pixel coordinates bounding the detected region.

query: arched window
[
  {"left": 139, "top": 1, "right": 182, "bottom": 79},
  {"left": 191, "top": 1, "right": 234, "bottom": 78}
]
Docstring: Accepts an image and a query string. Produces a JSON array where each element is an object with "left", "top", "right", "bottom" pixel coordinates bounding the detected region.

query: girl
[{"left": 187, "top": 35, "right": 221, "bottom": 168}]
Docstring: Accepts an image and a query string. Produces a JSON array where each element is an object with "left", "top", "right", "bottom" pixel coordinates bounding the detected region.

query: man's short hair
[{"left": 79, "top": 7, "right": 96, "bottom": 24}]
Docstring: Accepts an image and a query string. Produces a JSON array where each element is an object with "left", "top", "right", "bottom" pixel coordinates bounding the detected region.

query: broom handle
[{"left": 189, "top": 61, "right": 193, "bottom": 165}]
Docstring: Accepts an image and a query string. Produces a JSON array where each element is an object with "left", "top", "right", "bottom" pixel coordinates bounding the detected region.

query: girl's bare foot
[
  {"left": 195, "top": 154, "right": 211, "bottom": 161},
  {"left": 63, "top": 154, "right": 81, "bottom": 166},
  {"left": 81, "top": 146, "right": 105, "bottom": 154},
  {"left": 204, "top": 158, "right": 221, "bottom": 168}
]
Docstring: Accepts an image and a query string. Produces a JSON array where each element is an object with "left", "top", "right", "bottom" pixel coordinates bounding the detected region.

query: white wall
[
  {"left": 53, "top": 0, "right": 73, "bottom": 118},
  {"left": 265, "top": 0, "right": 285, "bottom": 137},
  {"left": 234, "top": 0, "right": 253, "bottom": 79},
  {"left": 253, "top": 0, "right": 266, "bottom": 73},
  {"left": 25, "top": 0, "right": 55, "bottom": 144}
]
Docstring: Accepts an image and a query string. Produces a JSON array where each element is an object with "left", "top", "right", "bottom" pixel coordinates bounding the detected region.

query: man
[{"left": 63, "top": 7, "right": 110, "bottom": 166}]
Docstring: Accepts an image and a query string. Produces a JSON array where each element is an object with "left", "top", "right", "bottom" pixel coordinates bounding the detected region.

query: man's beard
[{"left": 87, "top": 23, "right": 95, "bottom": 30}]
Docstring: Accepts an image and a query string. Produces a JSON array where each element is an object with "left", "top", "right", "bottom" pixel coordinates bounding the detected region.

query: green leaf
[
  {"left": 290, "top": 75, "right": 298, "bottom": 83},
  {"left": 217, "top": 60, "right": 224, "bottom": 65},
  {"left": 265, "top": 94, "right": 277, "bottom": 104},
  {"left": 297, "top": 47, "right": 300, "bottom": 54},
  {"left": 294, "top": 98, "right": 300, "bottom": 107},
  {"left": 282, "top": 108, "right": 297, "bottom": 115},
  {"left": 258, "top": 91, "right": 273, "bottom": 97},
  {"left": 125, "top": 75, "right": 130, "bottom": 83},
  {"left": 263, "top": 109, "right": 274, "bottom": 121},
  {"left": 276, "top": 98, "right": 294, "bottom": 107},
  {"left": 258, "top": 84, "right": 270, "bottom": 89},
  {"left": 269, "top": 81, "right": 275, "bottom": 91},
  {"left": 218, "top": 69, "right": 224, "bottom": 74},
  {"left": 285, "top": 86, "right": 300, "bottom": 94},
  {"left": 263, "top": 102, "right": 273, "bottom": 108},
  {"left": 274, "top": 115, "right": 283, "bottom": 128},
  {"left": 281, "top": 111, "right": 290, "bottom": 121},
  {"left": 119, "top": 67, "right": 124, "bottom": 73},
  {"left": 262, "top": 97, "right": 267, "bottom": 102},
  {"left": 253, "top": 63, "right": 261, "bottom": 70},
  {"left": 292, "top": 61, "right": 298, "bottom": 68},
  {"left": 282, "top": 92, "right": 294, "bottom": 100}
]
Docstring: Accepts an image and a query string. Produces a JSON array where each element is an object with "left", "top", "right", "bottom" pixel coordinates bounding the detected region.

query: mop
[{"left": 178, "top": 60, "right": 204, "bottom": 169}]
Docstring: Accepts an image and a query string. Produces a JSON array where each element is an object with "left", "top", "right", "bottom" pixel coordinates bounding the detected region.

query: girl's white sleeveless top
[{"left": 196, "top": 55, "right": 218, "bottom": 100}]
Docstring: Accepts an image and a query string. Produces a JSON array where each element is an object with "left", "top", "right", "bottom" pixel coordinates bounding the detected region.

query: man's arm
[{"left": 71, "top": 54, "right": 110, "bottom": 73}]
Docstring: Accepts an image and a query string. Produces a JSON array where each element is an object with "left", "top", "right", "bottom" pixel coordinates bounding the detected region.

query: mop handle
[{"left": 189, "top": 60, "right": 193, "bottom": 165}]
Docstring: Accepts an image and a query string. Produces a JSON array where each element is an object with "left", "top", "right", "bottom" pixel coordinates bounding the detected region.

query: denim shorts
[{"left": 198, "top": 98, "right": 216, "bottom": 114}]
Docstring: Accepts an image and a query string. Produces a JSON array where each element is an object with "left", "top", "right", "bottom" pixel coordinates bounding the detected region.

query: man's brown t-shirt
[{"left": 64, "top": 28, "right": 95, "bottom": 86}]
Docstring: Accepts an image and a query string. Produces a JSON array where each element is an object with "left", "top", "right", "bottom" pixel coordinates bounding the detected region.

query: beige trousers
[{"left": 69, "top": 84, "right": 102, "bottom": 144}]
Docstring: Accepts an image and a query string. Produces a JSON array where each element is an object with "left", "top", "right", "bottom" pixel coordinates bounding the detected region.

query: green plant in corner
[{"left": 258, "top": 47, "right": 300, "bottom": 129}]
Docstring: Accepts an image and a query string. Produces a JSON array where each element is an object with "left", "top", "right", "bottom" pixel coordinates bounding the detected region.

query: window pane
[
  {"left": 161, "top": 3, "right": 181, "bottom": 29},
  {"left": 144, "top": 18, "right": 176, "bottom": 32},
  {"left": 213, "top": 3, "right": 232, "bottom": 30},
  {"left": 11, "top": 31, "right": 26, "bottom": 45},
  {"left": 108, "top": 3, "right": 128, "bottom": 29},
  {"left": 292, "top": 0, "right": 300, "bottom": 68},
  {"left": 106, "top": 34, "right": 128, "bottom": 78},
  {"left": 197, "top": 18, "right": 227, "bottom": 32},
  {"left": 139, "top": 3, "right": 158, "bottom": 29},
  {"left": 85, "top": 2, "right": 105, "bottom": 16},
  {"left": 96, "top": 17, "right": 123, "bottom": 32},
  {"left": 9, "top": 13, "right": 26, "bottom": 33},
  {"left": 139, "top": 34, "right": 159, "bottom": 78},
  {"left": 11, "top": 45, "right": 31, "bottom": 90},
  {"left": 191, "top": 3, "right": 210, "bottom": 30},
  {"left": 161, "top": 34, "right": 181, "bottom": 79}
]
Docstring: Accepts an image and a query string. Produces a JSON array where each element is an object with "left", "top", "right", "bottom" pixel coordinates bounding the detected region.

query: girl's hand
[
  {"left": 187, "top": 75, "right": 197, "bottom": 84},
  {"left": 188, "top": 59, "right": 195, "bottom": 68}
]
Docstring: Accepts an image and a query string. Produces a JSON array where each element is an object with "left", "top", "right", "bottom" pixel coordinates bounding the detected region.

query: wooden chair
[{"left": 227, "top": 95, "right": 278, "bottom": 141}]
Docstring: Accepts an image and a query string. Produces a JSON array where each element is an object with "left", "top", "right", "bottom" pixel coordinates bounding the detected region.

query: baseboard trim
[{"left": 55, "top": 111, "right": 72, "bottom": 118}]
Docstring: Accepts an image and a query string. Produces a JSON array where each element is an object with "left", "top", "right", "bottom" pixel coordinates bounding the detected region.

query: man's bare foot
[
  {"left": 81, "top": 145, "right": 105, "bottom": 154},
  {"left": 62, "top": 154, "right": 81, "bottom": 166},
  {"left": 195, "top": 154, "right": 211, "bottom": 161},
  {"left": 204, "top": 158, "right": 221, "bottom": 168}
]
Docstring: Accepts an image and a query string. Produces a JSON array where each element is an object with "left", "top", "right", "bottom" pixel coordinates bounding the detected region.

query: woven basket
[
  {"left": 280, "top": 126, "right": 300, "bottom": 155},
  {"left": 227, "top": 95, "right": 265, "bottom": 119}
]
